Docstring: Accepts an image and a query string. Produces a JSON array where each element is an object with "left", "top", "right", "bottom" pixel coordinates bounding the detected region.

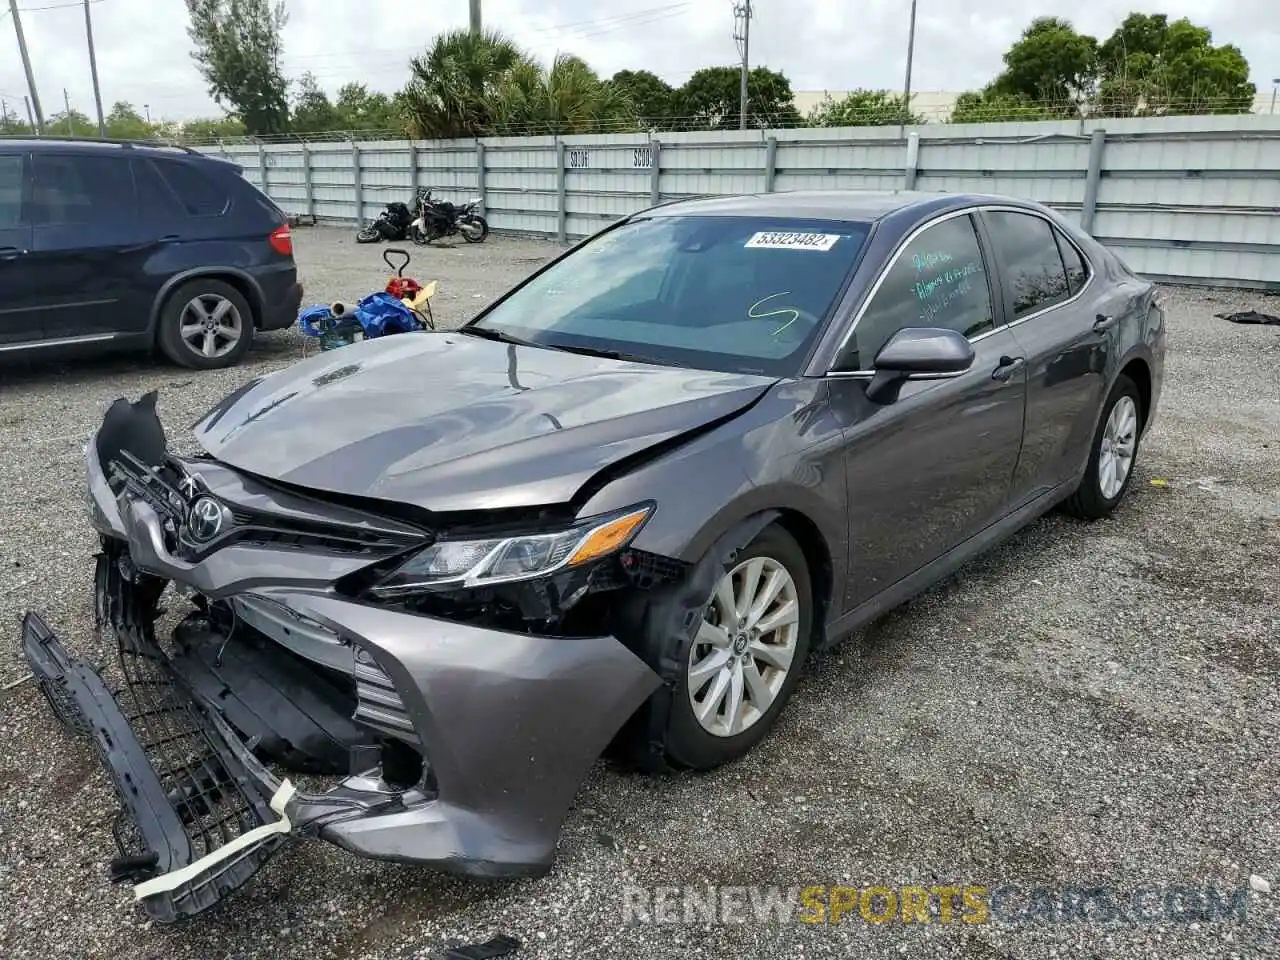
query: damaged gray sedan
[{"left": 23, "top": 191, "right": 1165, "bottom": 922}]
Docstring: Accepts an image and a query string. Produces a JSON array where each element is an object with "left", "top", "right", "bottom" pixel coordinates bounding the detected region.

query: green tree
[
  {"left": 179, "top": 116, "right": 249, "bottom": 142},
  {"left": 607, "top": 69, "right": 675, "bottom": 127},
  {"left": 491, "top": 53, "right": 636, "bottom": 135},
  {"left": 104, "top": 101, "right": 157, "bottom": 140},
  {"left": 988, "top": 17, "right": 1098, "bottom": 115},
  {"left": 291, "top": 71, "right": 340, "bottom": 133},
  {"left": 949, "top": 90, "right": 1059, "bottom": 123},
  {"left": 807, "top": 89, "right": 921, "bottom": 127},
  {"left": 676, "top": 66, "right": 801, "bottom": 129},
  {"left": 47, "top": 109, "right": 98, "bottom": 137},
  {"left": 1095, "top": 14, "right": 1254, "bottom": 115},
  {"left": 0, "top": 102, "right": 33, "bottom": 134},
  {"left": 186, "top": 0, "right": 290, "bottom": 136},
  {"left": 402, "top": 28, "right": 528, "bottom": 139},
  {"left": 335, "top": 83, "right": 401, "bottom": 132}
]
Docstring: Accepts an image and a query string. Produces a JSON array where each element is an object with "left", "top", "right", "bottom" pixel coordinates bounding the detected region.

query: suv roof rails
[{"left": 10, "top": 134, "right": 199, "bottom": 155}]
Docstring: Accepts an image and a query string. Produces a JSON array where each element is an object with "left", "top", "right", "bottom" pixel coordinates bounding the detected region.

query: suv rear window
[
  {"left": 151, "top": 158, "right": 229, "bottom": 217},
  {"left": 31, "top": 153, "right": 136, "bottom": 224}
]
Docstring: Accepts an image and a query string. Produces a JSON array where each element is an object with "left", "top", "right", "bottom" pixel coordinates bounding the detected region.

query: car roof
[
  {"left": 638, "top": 189, "right": 1038, "bottom": 224},
  {"left": 0, "top": 136, "right": 221, "bottom": 163}
]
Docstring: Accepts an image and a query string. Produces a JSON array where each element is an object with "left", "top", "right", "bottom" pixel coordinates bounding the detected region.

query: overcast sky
[{"left": 1, "top": 0, "right": 1277, "bottom": 124}]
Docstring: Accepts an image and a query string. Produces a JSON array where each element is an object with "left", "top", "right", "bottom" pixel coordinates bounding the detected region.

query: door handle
[
  {"left": 991, "top": 355, "right": 1025, "bottom": 382},
  {"left": 0, "top": 246, "right": 25, "bottom": 261},
  {"left": 1093, "top": 313, "right": 1118, "bottom": 332}
]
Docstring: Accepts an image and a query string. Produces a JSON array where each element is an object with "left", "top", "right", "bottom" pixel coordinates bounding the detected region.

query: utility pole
[
  {"left": 0, "top": 98, "right": 7, "bottom": 132},
  {"left": 899, "top": 0, "right": 918, "bottom": 137},
  {"left": 64, "top": 88, "right": 73, "bottom": 135},
  {"left": 469, "top": 0, "right": 481, "bottom": 34},
  {"left": 84, "top": 0, "right": 106, "bottom": 137},
  {"left": 733, "top": 0, "right": 752, "bottom": 130},
  {"left": 9, "top": 0, "right": 45, "bottom": 133},
  {"left": 24, "top": 96, "right": 36, "bottom": 131}
]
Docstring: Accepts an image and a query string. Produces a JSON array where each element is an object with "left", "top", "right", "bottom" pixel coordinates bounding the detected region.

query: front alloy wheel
[
  {"left": 689, "top": 555, "right": 801, "bottom": 737},
  {"left": 638, "top": 523, "right": 812, "bottom": 771}
]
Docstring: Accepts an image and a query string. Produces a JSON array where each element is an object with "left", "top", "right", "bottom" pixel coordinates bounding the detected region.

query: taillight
[{"left": 268, "top": 224, "right": 293, "bottom": 256}]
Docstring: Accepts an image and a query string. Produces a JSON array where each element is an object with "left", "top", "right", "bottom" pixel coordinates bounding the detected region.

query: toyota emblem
[{"left": 187, "top": 496, "right": 227, "bottom": 543}]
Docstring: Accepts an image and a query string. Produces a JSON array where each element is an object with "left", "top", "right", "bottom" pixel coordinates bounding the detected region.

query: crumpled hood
[{"left": 193, "top": 331, "right": 775, "bottom": 513}]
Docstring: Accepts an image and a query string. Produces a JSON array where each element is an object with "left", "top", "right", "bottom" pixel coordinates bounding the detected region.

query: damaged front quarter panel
[{"left": 22, "top": 393, "right": 668, "bottom": 921}]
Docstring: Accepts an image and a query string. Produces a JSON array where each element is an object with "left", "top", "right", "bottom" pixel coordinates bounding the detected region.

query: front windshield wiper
[
  {"left": 537, "top": 342, "right": 655, "bottom": 364},
  {"left": 459, "top": 325, "right": 540, "bottom": 348}
]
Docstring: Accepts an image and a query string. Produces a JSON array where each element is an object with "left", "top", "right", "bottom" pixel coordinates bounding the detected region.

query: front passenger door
[{"left": 828, "top": 212, "right": 1028, "bottom": 608}]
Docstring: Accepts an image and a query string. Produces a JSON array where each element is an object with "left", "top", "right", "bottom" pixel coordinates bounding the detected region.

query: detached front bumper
[{"left": 23, "top": 438, "right": 661, "bottom": 922}]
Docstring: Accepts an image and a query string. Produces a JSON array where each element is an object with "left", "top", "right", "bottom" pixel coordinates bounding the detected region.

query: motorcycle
[
  {"left": 410, "top": 195, "right": 489, "bottom": 245},
  {"left": 355, "top": 188, "right": 431, "bottom": 244}
]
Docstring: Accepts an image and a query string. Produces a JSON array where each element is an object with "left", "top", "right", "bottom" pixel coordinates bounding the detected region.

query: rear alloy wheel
[
  {"left": 1062, "top": 374, "right": 1142, "bottom": 519},
  {"left": 664, "top": 525, "right": 812, "bottom": 770},
  {"left": 157, "top": 279, "right": 254, "bottom": 370}
]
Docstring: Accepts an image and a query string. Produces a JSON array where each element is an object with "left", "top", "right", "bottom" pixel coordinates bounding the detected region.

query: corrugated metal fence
[{"left": 202, "top": 114, "right": 1280, "bottom": 290}]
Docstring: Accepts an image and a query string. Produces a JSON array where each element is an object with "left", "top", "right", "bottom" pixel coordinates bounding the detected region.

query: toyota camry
[{"left": 23, "top": 190, "right": 1165, "bottom": 921}]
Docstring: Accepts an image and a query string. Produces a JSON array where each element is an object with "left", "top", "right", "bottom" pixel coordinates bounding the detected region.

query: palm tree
[
  {"left": 490, "top": 54, "right": 638, "bottom": 135},
  {"left": 402, "top": 28, "right": 529, "bottom": 139}
]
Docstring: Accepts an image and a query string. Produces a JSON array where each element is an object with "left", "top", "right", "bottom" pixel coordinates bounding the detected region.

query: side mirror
[{"left": 865, "top": 327, "right": 975, "bottom": 404}]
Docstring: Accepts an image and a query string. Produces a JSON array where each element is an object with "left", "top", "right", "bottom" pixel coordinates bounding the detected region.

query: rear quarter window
[{"left": 151, "top": 158, "right": 230, "bottom": 217}]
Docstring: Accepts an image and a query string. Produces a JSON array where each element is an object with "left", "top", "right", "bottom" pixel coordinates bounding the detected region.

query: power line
[{"left": 17, "top": 0, "right": 104, "bottom": 12}]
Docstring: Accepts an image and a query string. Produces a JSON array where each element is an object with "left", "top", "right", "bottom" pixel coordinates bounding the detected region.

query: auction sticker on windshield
[{"left": 745, "top": 232, "right": 841, "bottom": 251}]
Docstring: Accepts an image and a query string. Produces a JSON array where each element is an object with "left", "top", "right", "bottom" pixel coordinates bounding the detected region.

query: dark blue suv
[{"left": 0, "top": 137, "right": 302, "bottom": 369}]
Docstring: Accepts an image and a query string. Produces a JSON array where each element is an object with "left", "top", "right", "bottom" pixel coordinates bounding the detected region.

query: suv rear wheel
[{"left": 157, "top": 279, "right": 254, "bottom": 369}]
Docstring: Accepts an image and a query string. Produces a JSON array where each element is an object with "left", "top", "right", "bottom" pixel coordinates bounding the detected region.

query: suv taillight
[{"left": 268, "top": 224, "right": 293, "bottom": 256}]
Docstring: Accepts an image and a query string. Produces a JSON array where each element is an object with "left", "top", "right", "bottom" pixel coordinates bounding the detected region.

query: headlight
[{"left": 370, "top": 505, "right": 652, "bottom": 597}]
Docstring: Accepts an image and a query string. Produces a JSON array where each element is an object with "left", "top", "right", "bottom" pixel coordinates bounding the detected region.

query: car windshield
[{"left": 467, "top": 215, "right": 872, "bottom": 376}]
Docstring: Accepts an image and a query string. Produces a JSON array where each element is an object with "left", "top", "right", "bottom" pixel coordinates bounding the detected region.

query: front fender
[{"left": 576, "top": 379, "right": 849, "bottom": 597}]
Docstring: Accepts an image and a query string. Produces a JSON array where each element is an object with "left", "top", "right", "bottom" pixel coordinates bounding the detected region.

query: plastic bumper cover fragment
[{"left": 21, "top": 608, "right": 289, "bottom": 924}]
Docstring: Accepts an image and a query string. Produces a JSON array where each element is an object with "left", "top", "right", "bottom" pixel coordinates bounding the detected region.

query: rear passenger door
[
  {"left": 0, "top": 151, "right": 41, "bottom": 345},
  {"left": 978, "top": 208, "right": 1115, "bottom": 503},
  {"left": 28, "top": 151, "right": 158, "bottom": 338}
]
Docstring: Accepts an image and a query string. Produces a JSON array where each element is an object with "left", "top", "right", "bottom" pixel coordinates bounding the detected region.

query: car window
[
  {"left": 845, "top": 213, "right": 995, "bottom": 370},
  {"left": 151, "top": 159, "right": 229, "bottom": 217},
  {"left": 30, "top": 153, "right": 136, "bottom": 225},
  {"left": 470, "top": 215, "right": 872, "bottom": 376},
  {"left": 0, "top": 155, "right": 22, "bottom": 228},
  {"left": 984, "top": 211, "right": 1071, "bottom": 319},
  {"left": 132, "top": 158, "right": 183, "bottom": 219},
  {"left": 1055, "top": 230, "right": 1090, "bottom": 295}
]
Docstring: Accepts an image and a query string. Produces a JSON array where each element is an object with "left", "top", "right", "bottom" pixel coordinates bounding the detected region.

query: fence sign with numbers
[
  {"left": 632, "top": 145, "right": 654, "bottom": 169},
  {"left": 567, "top": 147, "right": 590, "bottom": 169}
]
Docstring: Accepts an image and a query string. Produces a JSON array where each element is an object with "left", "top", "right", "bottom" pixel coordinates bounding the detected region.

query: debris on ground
[
  {"left": 1216, "top": 310, "right": 1280, "bottom": 326},
  {"left": 444, "top": 934, "right": 521, "bottom": 959}
]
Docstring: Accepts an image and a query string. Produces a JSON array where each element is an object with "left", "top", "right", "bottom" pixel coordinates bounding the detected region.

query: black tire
[
  {"left": 155, "top": 278, "right": 255, "bottom": 370},
  {"left": 355, "top": 226, "right": 381, "bottom": 243},
  {"left": 617, "top": 523, "right": 813, "bottom": 772},
  {"left": 1061, "top": 374, "right": 1143, "bottom": 520},
  {"left": 461, "top": 215, "right": 489, "bottom": 243}
]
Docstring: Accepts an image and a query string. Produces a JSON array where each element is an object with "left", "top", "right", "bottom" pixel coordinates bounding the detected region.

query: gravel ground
[{"left": 0, "top": 226, "right": 1277, "bottom": 959}]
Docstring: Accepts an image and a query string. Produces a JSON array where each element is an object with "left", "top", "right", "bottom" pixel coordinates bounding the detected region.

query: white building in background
[{"left": 793, "top": 89, "right": 1279, "bottom": 123}]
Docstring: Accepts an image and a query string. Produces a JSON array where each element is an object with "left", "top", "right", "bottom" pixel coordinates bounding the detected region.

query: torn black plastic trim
[{"left": 612, "top": 511, "right": 779, "bottom": 773}]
